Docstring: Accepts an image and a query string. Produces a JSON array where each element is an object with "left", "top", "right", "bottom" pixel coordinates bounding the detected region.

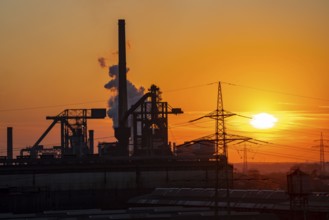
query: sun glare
[{"left": 250, "top": 113, "right": 278, "bottom": 129}]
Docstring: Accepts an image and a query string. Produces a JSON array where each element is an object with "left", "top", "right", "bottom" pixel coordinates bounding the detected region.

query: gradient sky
[{"left": 1, "top": 0, "right": 329, "bottom": 163}]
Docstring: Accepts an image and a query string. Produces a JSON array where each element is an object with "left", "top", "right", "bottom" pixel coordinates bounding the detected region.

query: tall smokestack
[
  {"left": 114, "top": 19, "right": 130, "bottom": 156},
  {"left": 118, "top": 19, "right": 128, "bottom": 126},
  {"left": 7, "top": 127, "right": 13, "bottom": 160}
]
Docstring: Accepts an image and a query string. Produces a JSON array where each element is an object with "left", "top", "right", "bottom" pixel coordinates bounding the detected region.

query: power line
[
  {"left": 230, "top": 141, "right": 317, "bottom": 162},
  {"left": 254, "top": 150, "right": 316, "bottom": 162},
  {"left": 163, "top": 82, "right": 216, "bottom": 93},
  {"left": 220, "top": 81, "right": 329, "bottom": 102},
  {"left": 1, "top": 80, "right": 328, "bottom": 113},
  {"left": 165, "top": 80, "right": 329, "bottom": 102},
  {"left": 228, "top": 129, "right": 326, "bottom": 154}
]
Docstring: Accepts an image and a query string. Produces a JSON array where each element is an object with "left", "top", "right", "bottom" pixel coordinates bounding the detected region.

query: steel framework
[
  {"left": 20, "top": 109, "right": 106, "bottom": 158},
  {"left": 128, "top": 85, "right": 183, "bottom": 156}
]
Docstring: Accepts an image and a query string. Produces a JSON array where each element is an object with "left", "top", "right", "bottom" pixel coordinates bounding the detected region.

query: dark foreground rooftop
[
  {"left": 0, "top": 207, "right": 278, "bottom": 220},
  {"left": 129, "top": 188, "right": 329, "bottom": 216}
]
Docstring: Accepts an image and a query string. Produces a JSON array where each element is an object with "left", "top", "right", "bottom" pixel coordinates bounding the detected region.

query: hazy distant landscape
[
  {"left": 232, "top": 162, "right": 329, "bottom": 192},
  {"left": 233, "top": 162, "right": 300, "bottom": 174}
]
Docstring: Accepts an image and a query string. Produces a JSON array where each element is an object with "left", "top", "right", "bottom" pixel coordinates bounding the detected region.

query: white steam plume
[{"left": 104, "top": 65, "right": 145, "bottom": 127}]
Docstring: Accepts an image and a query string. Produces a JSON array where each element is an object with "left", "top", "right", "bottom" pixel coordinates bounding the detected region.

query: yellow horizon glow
[{"left": 1, "top": 0, "right": 329, "bottom": 163}]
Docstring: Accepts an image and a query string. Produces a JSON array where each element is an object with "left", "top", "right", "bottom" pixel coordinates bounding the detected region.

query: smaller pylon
[
  {"left": 236, "top": 144, "right": 256, "bottom": 174},
  {"left": 313, "top": 132, "right": 329, "bottom": 173}
]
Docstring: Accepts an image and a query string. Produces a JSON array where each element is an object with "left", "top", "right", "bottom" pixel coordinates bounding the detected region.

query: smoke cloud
[
  {"left": 98, "top": 57, "right": 107, "bottom": 68},
  {"left": 104, "top": 65, "right": 145, "bottom": 127}
]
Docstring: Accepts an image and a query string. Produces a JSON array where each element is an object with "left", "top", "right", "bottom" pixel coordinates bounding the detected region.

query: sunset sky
[{"left": 1, "top": 0, "right": 329, "bottom": 163}]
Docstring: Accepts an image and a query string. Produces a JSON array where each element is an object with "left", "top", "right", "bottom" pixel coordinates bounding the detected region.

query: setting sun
[{"left": 250, "top": 113, "right": 278, "bottom": 129}]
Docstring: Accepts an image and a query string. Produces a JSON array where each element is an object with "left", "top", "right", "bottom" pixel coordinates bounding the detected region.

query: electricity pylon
[
  {"left": 189, "top": 82, "right": 251, "bottom": 157},
  {"left": 236, "top": 144, "right": 257, "bottom": 174},
  {"left": 188, "top": 81, "right": 258, "bottom": 216},
  {"left": 313, "top": 132, "right": 329, "bottom": 173}
]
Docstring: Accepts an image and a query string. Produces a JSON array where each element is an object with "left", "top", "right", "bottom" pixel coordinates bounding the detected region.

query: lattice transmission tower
[
  {"left": 313, "top": 132, "right": 329, "bottom": 173},
  {"left": 188, "top": 82, "right": 251, "bottom": 157}
]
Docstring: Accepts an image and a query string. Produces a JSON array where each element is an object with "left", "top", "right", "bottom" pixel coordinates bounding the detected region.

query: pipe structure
[
  {"left": 89, "top": 130, "right": 94, "bottom": 154},
  {"left": 7, "top": 127, "right": 13, "bottom": 160}
]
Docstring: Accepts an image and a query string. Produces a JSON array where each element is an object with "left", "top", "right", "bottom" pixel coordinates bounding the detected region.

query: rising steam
[{"left": 100, "top": 58, "right": 144, "bottom": 127}]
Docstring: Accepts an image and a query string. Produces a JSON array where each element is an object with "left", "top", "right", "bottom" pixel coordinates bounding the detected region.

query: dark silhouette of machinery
[
  {"left": 99, "top": 84, "right": 183, "bottom": 157},
  {"left": 127, "top": 84, "right": 182, "bottom": 156},
  {"left": 20, "top": 108, "right": 106, "bottom": 158}
]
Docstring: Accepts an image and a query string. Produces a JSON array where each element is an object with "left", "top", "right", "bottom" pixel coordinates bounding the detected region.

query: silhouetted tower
[
  {"left": 187, "top": 81, "right": 258, "bottom": 216},
  {"left": 118, "top": 19, "right": 128, "bottom": 125},
  {"left": 189, "top": 82, "right": 236, "bottom": 157},
  {"left": 236, "top": 143, "right": 260, "bottom": 174},
  {"left": 237, "top": 144, "right": 256, "bottom": 174},
  {"left": 215, "top": 82, "right": 228, "bottom": 156},
  {"left": 114, "top": 19, "right": 130, "bottom": 156},
  {"left": 213, "top": 82, "right": 233, "bottom": 216},
  {"left": 313, "top": 132, "right": 329, "bottom": 173},
  {"left": 189, "top": 82, "right": 237, "bottom": 216}
]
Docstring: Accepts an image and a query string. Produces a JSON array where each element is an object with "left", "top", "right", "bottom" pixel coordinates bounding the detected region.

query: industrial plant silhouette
[{"left": 0, "top": 20, "right": 328, "bottom": 220}]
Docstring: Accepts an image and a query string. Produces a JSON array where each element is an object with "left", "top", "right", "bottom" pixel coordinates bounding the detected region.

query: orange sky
[{"left": 1, "top": 0, "right": 329, "bottom": 163}]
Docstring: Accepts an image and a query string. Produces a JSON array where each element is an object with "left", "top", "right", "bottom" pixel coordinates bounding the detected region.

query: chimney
[
  {"left": 118, "top": 19, "right": 128, "bottom": 126},
  {"left": 7, "top": 127, "right": 13, "bottom": 160},
  {"left": 114, "top": 19, "right": 130, "bottom": 156}
]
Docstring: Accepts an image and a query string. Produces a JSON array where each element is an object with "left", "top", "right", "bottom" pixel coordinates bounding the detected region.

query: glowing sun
[{"left": 250, "top": 113, "right": 278, "bottom": 129}]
